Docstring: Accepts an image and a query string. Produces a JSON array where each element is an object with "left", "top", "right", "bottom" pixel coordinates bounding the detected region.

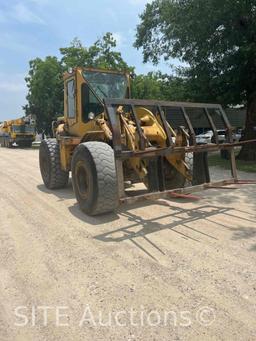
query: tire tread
[
  {"left": 40, "top": 139, "right": 69, "bottom": 189},
  {"left": 72, "top": 142, "right": 118, "bottom": 215}
]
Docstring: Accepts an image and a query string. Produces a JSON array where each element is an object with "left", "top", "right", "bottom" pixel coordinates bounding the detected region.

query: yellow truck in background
[{"left": 0, "top": 116, "right": 36, "bottom": 148}]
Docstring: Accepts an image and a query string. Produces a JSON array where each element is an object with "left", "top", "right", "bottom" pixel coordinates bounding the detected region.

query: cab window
[
  {"left": 81, "top": 83, "right": 104, "bottom": 122},
  {"left": 67, "top": 79, "right": 75, "bottom": 118}
]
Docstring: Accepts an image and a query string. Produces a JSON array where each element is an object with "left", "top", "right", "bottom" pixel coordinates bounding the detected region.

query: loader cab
[
  {"left": 81, "top": 81, "right": 105, "bottom": 121},
  {"left": 64, "top": 67, "right": 130, "bottom": 127}
]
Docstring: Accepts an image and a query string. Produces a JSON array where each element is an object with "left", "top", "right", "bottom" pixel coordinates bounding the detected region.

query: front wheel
[
  {"left": 193, "top": 152, "right": 210, "bottom": 185},
  {"left": 71, "top": 142, "right": 118, "bottom": 216}
]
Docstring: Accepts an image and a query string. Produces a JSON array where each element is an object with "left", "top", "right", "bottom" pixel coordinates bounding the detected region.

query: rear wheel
[
  {"left": 39, "top": 139, "right": 69, "bottom": 189},
  {"left": 71, "top": 142, "right": 118, "bottom": 215}
]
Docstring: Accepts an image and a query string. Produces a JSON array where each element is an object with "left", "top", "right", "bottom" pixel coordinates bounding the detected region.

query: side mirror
[{"left": 88, "top": 112, "right": 95, "bottom": 120}]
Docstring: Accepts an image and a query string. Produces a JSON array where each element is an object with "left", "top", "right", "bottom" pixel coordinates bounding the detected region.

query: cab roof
[{"left": 63, "top": 67, "right": 129, "bottom": 80}]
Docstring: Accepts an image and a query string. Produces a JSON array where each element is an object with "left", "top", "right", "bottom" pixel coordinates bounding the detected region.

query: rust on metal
[
  {"left": 235, "top": 180, "right": 256, "bottom": 184},
  {"left": 204, "top": 108, "right": 219, "bottom": 144},
  {"left": 157, "top": 105, "right": 174, "bottom": 147},
  {"left": 103, "top": 98, "right": 256, "bottom": 205},
  {"left": 130, "top": 104, "right": 146, "bottom": 150},
  {"left": 168, "top": 192, "right": 201, "bottom": 200},
  {"left": 181, "top": 107, "right": 197, "bottom": 145},
  {"left": 119, "top": 179, "right": 235, "bottom": 205},
  {"left": 206, "top": 186, "right": 238, "bottom": 189},
  {"left": 117, "top": 139, "right": 256, "bottom": 160}
]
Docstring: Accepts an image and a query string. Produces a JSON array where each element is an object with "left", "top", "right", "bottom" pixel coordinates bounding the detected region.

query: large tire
[
  {"left": 164, "top": 160, "right": 186, "bottom": 189},
  {"left": 39, "top": 139, "right": 69, "bottom": 189},
  {"left": 71, "top": 142, "right": 118, "bottom": 216},
  {"left": 193, "top": 152, "right": 210, "bottom": 185}
]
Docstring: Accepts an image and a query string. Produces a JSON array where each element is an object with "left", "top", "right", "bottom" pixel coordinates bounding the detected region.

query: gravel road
[{"left": 0, "top": 147, "right": 256, "bottom": 341}]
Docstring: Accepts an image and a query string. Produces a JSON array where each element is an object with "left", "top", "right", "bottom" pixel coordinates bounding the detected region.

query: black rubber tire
[
  {"left": 193, "top": 152, "right": 210, "bottom": 185},
  {"left": 164, "top": 161, "right": 186, "bottom": 189},
  {"left": 39, "top": 139, "right": 69, "bottom": 189},
  {"left": 71, "top": 142, "right": 118, "bottom": 216}
]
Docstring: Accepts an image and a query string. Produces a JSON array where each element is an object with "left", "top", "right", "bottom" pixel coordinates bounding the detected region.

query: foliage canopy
[{"left": 135, "top": 0, "right": 256, "bottom": 159}]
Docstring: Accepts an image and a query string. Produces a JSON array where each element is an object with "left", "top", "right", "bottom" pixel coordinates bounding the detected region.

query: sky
[{"left": 0, "top": 0, "right": 173, "bottom": 121}]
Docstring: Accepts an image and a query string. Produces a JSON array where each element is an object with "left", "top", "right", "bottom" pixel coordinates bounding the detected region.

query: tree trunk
[{"left": 237, "top": 94, "right": 256, "bottom": 161}]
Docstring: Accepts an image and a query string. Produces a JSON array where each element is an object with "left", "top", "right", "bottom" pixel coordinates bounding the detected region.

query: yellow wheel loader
[
  {"left": 0, "top": 116, "right": 36, "bottom": 148},
  {"left": 39, "top": 67, "right": 256, "bottom": 215}
]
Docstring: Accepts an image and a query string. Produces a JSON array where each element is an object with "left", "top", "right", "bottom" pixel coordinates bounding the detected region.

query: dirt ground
[{"left": 0, "top": 147, "right": 256, "bottom": 341}]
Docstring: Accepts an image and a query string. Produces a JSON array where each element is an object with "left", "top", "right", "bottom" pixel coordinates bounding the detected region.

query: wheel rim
[{"left": 75, "top": 161, "right": 89, "bottom": 199}]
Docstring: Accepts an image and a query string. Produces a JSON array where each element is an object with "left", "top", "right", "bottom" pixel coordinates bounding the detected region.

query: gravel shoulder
[{"left": 0, "top": 148, "right": 256, "bottom": 341}]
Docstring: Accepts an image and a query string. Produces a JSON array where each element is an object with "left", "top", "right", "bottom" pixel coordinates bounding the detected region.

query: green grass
[{"left": 208, "top": 152, "right": 256, "bottom": 173}]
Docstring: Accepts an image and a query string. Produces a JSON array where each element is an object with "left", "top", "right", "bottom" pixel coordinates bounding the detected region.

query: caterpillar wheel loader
[
  {"left": 0, "top": 116, "right": 36, "bottom": 148},
  {"left": 39, "top": 67, "right": 256, "bottom": 215}
]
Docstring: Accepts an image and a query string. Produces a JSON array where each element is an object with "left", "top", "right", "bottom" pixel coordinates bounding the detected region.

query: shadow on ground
[
  {"left": 94, "top": 203, "right": 256, "bottom": 258},
  {"left": 37, "top": 182, "right": 256, "bottom": 257},
  {"left": 38, "top": 181, "right": 74, "bottom": 200}
]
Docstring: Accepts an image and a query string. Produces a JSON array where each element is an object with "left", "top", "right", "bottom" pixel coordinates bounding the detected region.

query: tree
[
  {"left": 60, "top": 33, "right": 132, "bottom": 72},
  {"left": 24, "top": 56, "right": 63, "bottom": 133},
  {"left": 132, "top": 72, "right": 163, "bottom": 99},
  {"left": 132, "top": 71, "right": 189, "bottom": 101},
  {"left": 135, "top": 0, "right": 256, "bottom": 160},
  {"left": 25, "top": 33, "right": 133, "bottom": 132}
]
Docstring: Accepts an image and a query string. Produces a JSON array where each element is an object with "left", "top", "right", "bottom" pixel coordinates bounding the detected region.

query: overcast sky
[{"left": 0, "top": 0, "right": 173, "bottom": 121}]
